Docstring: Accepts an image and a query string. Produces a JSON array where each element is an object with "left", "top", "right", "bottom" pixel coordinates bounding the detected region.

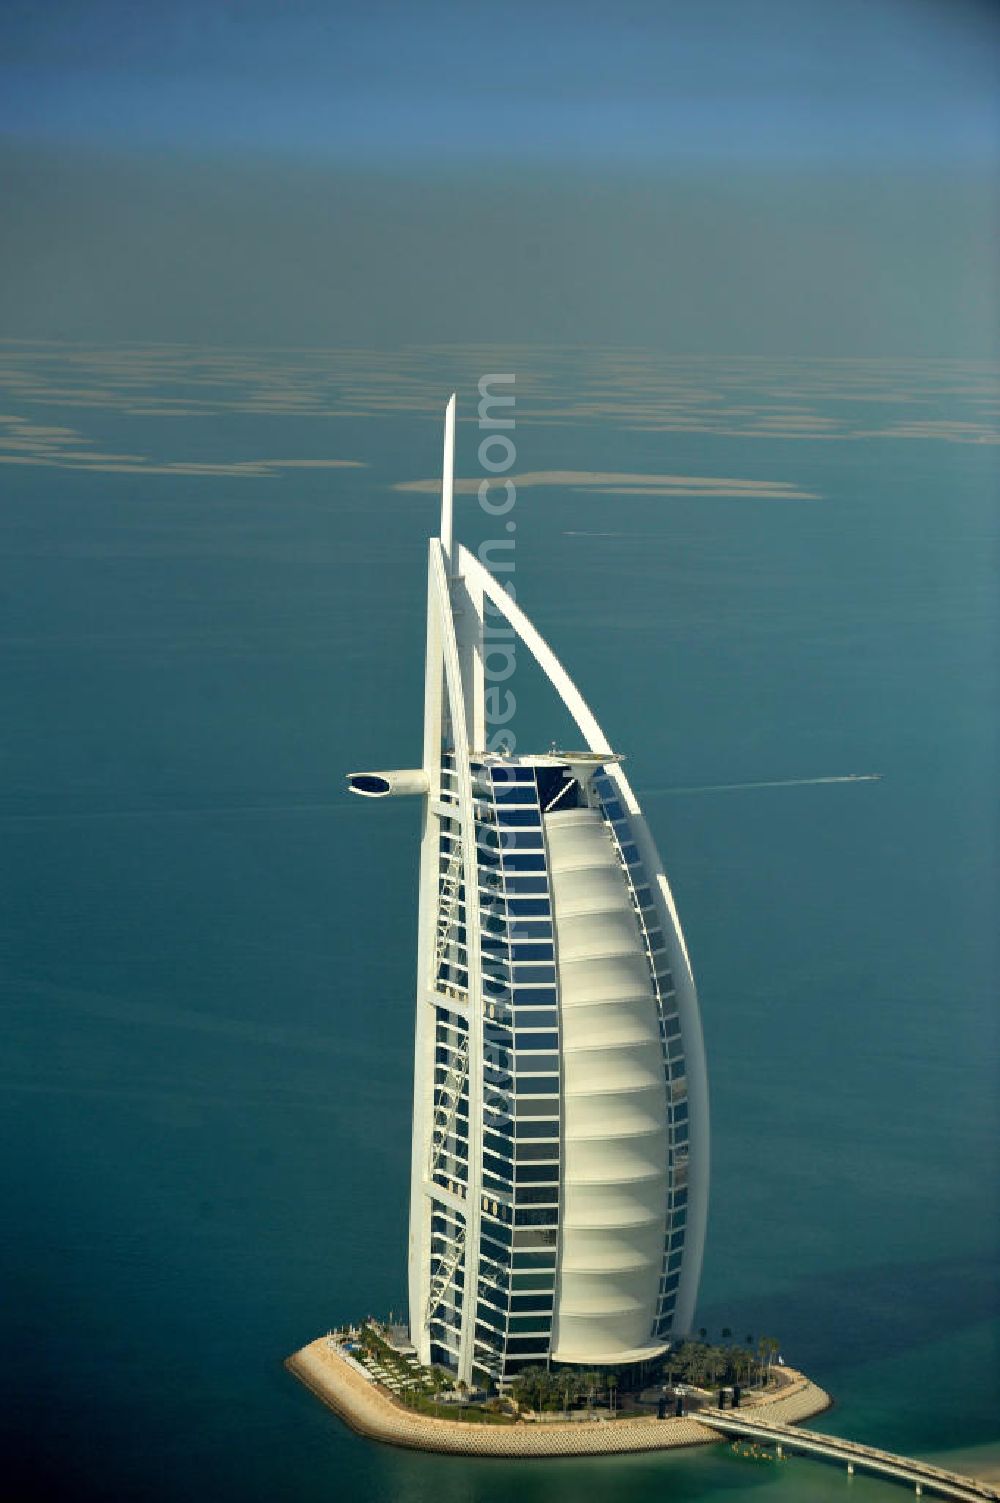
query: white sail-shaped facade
[{"left": 348, "top": 398, "right": 709, "bottom": 1387}]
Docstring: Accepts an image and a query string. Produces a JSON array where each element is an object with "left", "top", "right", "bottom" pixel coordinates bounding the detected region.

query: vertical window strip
[{"left": 473, "top": 762, "right": 561, "bottom": 1372}]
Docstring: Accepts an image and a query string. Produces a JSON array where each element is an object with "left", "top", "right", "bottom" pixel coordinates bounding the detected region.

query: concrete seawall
[{"left": 285, "top": 1338, "right": 832, "bottom": 1459}]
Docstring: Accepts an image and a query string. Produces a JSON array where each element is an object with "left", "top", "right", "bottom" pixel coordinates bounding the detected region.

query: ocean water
[{"left": 1, "top": 346, "right": 997, "bottom": 1502}]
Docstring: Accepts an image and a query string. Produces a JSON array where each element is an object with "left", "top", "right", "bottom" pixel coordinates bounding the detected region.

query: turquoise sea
[{"left": 1, "top": 346, "right": 997, "bottom": 1501}]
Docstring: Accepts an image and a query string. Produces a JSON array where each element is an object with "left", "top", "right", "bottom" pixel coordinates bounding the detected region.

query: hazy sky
[{"left": 1, "top": 0, "right": 997, "bottom": 352}]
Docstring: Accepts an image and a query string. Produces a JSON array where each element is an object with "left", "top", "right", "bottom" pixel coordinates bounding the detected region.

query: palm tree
[
  {"left": 511, "top": 1373, "right": 527, "bottom": 1411},
  {"left": 513, "top": 1365, "right": 547, "bottom": 1413},
  {"left": 428, "top": 1367, "right": 447, "bottom": 1416},
  {"left": 758, "top": 1336, "right": 779, "bottom": 1385},
  {"left": 560, "top": 1371, "right": 574, "bottom": 1417}
]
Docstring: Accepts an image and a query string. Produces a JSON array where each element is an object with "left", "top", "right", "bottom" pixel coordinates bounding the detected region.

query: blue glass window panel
[
  {"left": 514, "top": 1075, "right": 559, "bottom": 1095},
  {"left": 507, "top": 898, "right": 551, "bottom": 917},
  {"left": 517, "top": 1063, "right": 559, "bottom": 1084},
  {"left": 478, "top": 1243, "right": 511, "bottom": 1277},
  {"left": 480, "top": 1242, "right": 512, "bottom": 1277},
  {"left": 512, "top": 1009, "right": 558, "bottom": 1031},
  {"left": 483, "top": 1152, "right": 514, "bottom": 1181},
  {"left": 516, "top": 1140, "right": 559, "bottom": 1162},
  {"left": 503, "top": 876, "right": 549, "bottom": 893},
  {"left": 508, "top": 1314, "right": 553, "bottom": 1334},
  {"left": 514, "top": 1119, "right": 559, "bottom": 1138},
  {"left": 510, "top": 942, "right": 554, "bottom": 961},
  {"left": 476, "top": 1288, "right": 508, "bottom": 1321},
  {"left": 620, "top": 843, "right": 641, "bottom": 866},
  {"left": 486, "top": 1101, "right": 511, "bottom": 1127},
  {"left": 515, "top": 1032, "right": 559, "bottom": 1052},
  {"left": 496, "top": 808, "right": 542, "bottom": 827},
  {"left": 509, "top": 1293, "right": 555, "bottom": 1313},
  {"left": 510, "top": 1251, "right": 557, "bottom": 1271},
  {"left": 475, "top": 1303, "right": 507, "bottom": 1332},
  {"left": 502, "top": 854, "right": 547, "bottom": 873},
  {"left": 490, "top": 766, "right": 536, "bottom": 784},
  {"left": 483, "top": 1115, "right": 513, "bottom": 1141},
  {"left": 497, "top": 824, "right": 545, "bottom": 844},
  {"left": 513, "top": 987, "right": 558, "bottom": 1006},
  {"left": 512, "top": 965, "right": 556, "bottom": 985},
  {"left": 514, "top": 1162, "right": 559, "bottom": 1183},
  {"left": 507, "top": 918, "right": 552, "bottom": 940},
  {"left": 515, "top": 1206, "right": 558, "bottom": 1227}
]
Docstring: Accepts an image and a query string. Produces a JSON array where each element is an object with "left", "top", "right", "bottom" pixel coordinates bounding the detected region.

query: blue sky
[{"left": 2, "top": 0, "right": 997, "bottom": 165}]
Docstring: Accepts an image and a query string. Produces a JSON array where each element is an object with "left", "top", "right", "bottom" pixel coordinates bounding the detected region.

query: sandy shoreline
[{"left": 285, "top": 1336, "right": 832, "bottom": 1458}]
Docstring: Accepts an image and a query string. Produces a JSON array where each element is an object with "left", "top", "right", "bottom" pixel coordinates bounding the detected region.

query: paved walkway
[{"left": 285, "top": 1337, "right": 831, "bottom": 1459}]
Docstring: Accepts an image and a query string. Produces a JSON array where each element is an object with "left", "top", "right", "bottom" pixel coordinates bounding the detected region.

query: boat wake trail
[{"left": 643, "top": 773, "right": 882, "bottom": 797}]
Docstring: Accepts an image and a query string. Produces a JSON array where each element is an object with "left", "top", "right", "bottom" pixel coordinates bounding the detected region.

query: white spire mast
[{"left": 440, "top": 393, "right": 456, "bottom": 566}]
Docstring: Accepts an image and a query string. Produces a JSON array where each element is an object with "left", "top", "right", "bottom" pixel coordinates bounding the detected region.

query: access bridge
[{"left": 698, "top": 1412, "right": 999, "bottom": 1501}]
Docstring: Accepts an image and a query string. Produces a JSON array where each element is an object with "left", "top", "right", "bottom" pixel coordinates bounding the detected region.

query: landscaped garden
[{"left": 333, "top": 1320, "right": 784, "bottom": 1423}]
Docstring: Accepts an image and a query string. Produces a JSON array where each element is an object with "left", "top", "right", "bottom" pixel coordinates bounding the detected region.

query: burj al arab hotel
[{"left": 348, "top": 397, "right": 709, "bottom": 1390}]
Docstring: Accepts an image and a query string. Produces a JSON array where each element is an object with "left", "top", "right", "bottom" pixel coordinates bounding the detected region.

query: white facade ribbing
[
  {"left": 546, "top": 807, "right": 669, "bottom": 1363},
  {"left": 347, "top": 397, "right": 709, "bottom": 1387}
]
